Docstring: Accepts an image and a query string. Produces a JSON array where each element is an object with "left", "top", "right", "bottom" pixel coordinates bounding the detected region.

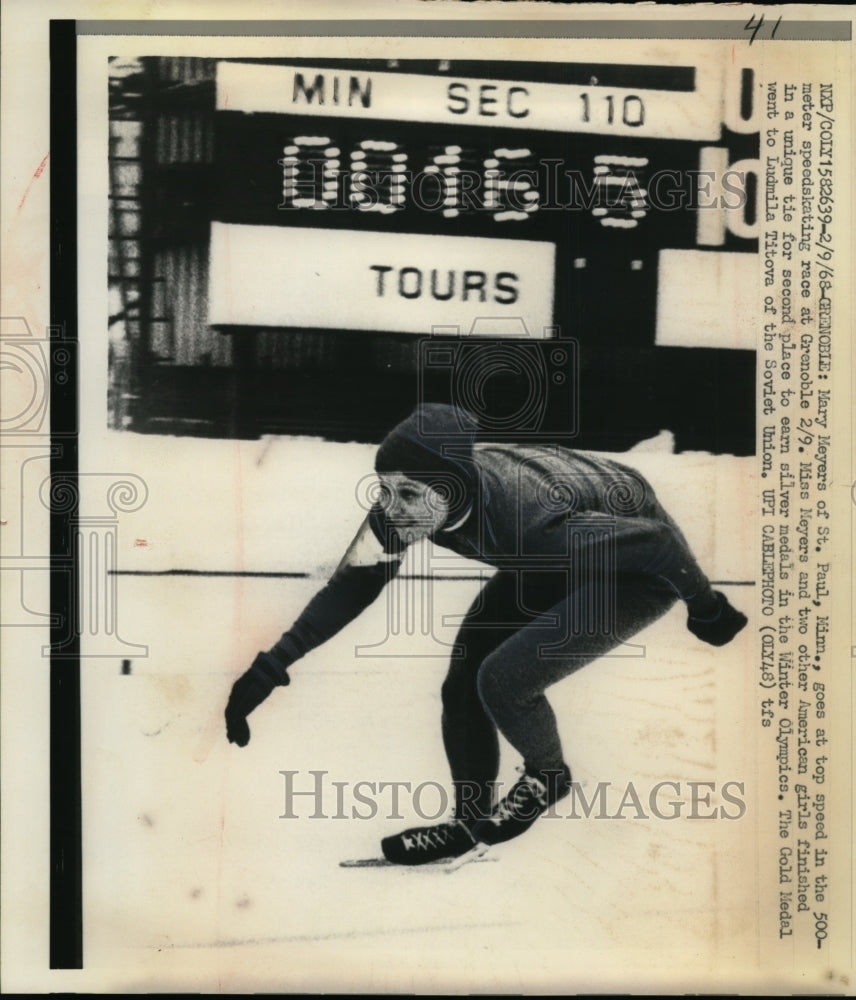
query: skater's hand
[
  {"left": 687, "top": 591, "right": 748, "bottom": 647},
  {"left": 225, "top": 651, "right": 290, "bottom": 747}
]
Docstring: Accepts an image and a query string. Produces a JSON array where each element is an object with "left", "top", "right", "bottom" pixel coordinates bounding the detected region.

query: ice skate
[
  {"left": 380, "top": 818, "right": 476, "bottom": 866},
  {"left": 471, "top": 764, "right": 572, "bottom": 846}
]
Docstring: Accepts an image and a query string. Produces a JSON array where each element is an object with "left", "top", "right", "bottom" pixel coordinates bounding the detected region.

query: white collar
[{"left": 441, "top": 503, "right": 473, "bottom": 534}]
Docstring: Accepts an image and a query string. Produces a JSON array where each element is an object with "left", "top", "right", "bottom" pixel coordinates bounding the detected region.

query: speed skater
[{"left": 225, "top": 403, "right": 747, "bottom": 865}]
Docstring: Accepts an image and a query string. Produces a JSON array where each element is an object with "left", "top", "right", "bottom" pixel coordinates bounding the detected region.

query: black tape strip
[{"left": 50, "top": 18, "right": 83, "bottom": 971}]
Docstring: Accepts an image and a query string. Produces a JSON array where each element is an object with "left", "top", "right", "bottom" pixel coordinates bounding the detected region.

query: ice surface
[{"left": 77, "top": 431, "right": 757, "bottom": 992}]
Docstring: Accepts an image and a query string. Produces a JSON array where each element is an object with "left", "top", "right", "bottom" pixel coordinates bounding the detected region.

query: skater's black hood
[{"left": 374, "top": 403, "right": 480, "bottom": 520}]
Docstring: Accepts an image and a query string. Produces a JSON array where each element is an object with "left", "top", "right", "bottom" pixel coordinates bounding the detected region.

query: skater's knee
[
  {"left": 476, "top": 654, "right": 516, "bottom": 716},
  {"left": 442, "top": 639, "right": 488, "bottom": 707}
]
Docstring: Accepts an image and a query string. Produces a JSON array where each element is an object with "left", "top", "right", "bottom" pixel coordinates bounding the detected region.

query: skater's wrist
[
  {"left": 270, "top": 633, "right": 302, "bottom": 668},
  {"left": 253, "top": 650, "right": 291, "bottom": 687},
  {"left": 686, "top": 589, "right": 721, "bottom": 621}
]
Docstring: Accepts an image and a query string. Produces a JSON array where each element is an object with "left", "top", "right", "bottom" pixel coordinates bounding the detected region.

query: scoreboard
[
  {"left": 209, "top": 58, "right": 758, "bottom": 338},
  {"left": 205, "top": 56, "right": 759, "bottom": 449}
]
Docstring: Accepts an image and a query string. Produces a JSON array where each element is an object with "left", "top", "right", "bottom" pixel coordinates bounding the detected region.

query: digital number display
[
  {"left": 277, "top": 134, "right": 657, "bottom": 232},
  {"left": 215, "top": 112, "right": 754, "bottom": 255}
]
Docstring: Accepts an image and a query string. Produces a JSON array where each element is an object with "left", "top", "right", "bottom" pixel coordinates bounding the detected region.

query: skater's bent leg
[
  {"left": 441, "top": 662, "right": 499, "bottom": 820},
  {"left": 476, "top": 577, "right": 678, "bottom": 774},
  {"left": 442, "top": 570, "right": 561, "bottom": 821},
  {"left": 476, "top": 652, "right": 565, "bottom": 776}
]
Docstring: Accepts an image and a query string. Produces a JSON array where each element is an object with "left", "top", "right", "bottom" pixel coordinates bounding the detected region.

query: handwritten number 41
[{"left": 744, "top": 14, "right": 783, "bottom": 44}]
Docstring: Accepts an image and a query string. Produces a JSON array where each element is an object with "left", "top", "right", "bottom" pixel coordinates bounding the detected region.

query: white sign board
[
  {"left": 208, "top": 222, "right": 556, "bottom": 335},
  {"left": 656, "top": 249, "right": 757, "bottom": 350},
  {"left": 216, "top": 60, "right": 724, "bottom": 141}
]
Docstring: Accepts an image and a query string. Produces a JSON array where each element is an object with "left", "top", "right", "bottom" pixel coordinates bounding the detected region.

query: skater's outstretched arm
[{"left": 225, "top": 510, "right": 403, "bottom": 746}]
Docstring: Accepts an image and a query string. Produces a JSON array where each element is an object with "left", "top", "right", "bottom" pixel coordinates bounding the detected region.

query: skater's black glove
[
  {"left": 687, "top": 590, "right": 748, "bottom": 647},
  {"left": 225, "top": 650, "right": 291, "bottom": 747}
]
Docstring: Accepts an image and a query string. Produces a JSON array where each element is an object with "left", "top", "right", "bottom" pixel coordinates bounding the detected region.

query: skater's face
[{"left": 378, "top": 473, "right": 450, "bottom": 541}]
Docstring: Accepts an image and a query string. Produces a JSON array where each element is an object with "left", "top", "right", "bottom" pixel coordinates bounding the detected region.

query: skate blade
[
  {"left": 444, "top": 842, "right": 490, "bottom": 873},
  {"left": 340, "top": 851, "right": 496, "bottom": 870}
]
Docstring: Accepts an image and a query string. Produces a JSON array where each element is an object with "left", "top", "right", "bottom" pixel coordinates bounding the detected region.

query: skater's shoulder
[
  {"left": 470, "top": 442, "right": 660, "bottom": 521},
  {"left": 472, "top": 440, "right": 642, "bottom": 477}
]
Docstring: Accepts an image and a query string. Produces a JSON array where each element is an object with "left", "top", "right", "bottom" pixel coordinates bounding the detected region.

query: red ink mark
[
  {"left": 17, "top": 153, "right": 50, "bottom": 213},
  {"left": 134, "top": 538, "right": 148, "bottom": 547}
]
